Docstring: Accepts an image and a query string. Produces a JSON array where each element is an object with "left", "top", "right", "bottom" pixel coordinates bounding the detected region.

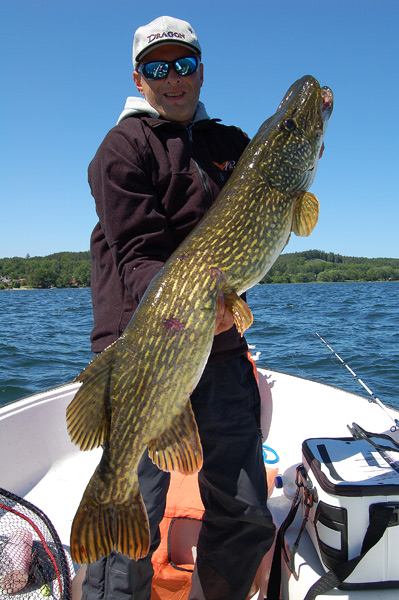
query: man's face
[{"left": 133, "top": 44, "right": 203, "bottom": 126}]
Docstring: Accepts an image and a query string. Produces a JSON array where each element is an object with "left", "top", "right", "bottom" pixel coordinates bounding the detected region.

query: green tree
[
  {"left": 317, "top": 269, "right": 343, "bottom": 282},
  {"left": 73, "top": 263, "right": 91, "bottom": 287}
]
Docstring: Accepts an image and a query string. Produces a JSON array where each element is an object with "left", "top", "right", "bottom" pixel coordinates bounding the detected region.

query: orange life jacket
[
  {"left": 150, "top": 354, "right": 274, "bottom": 599},
  {"left": 151, "top": 471, "right": 203, "bottom": 600}
]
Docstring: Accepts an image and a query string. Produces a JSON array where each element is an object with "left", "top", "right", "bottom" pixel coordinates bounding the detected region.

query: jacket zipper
[{"left": 187, "top": 123, "right": 214, "bottom": 209}]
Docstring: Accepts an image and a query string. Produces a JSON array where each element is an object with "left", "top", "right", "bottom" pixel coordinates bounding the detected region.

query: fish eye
[{"left": 284, "top": 118, "right": 296, "bottom": 132}]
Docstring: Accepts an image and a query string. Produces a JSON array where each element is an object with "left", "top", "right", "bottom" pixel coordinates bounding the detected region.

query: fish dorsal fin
[
  {"left": 148, "top": 401, "right": 203, "bottom": 474},
  {"left": 292, "top": 192, "right": 319, "bottom": 237},
  {"left": 66, "top": 343, "right": 116, "bottom": 451},
  {"left": 223, "top": 289, "right": 253, "bottom": 336}
]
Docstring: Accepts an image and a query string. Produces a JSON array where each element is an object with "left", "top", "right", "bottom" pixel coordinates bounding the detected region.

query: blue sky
[{"left": 1, "top": 0, "right": 398, "bottom": 259}]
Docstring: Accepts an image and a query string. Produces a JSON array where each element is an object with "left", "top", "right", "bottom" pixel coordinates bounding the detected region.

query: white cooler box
[{"left": 301, "top": 426, "right": 399, "bottom": 591}]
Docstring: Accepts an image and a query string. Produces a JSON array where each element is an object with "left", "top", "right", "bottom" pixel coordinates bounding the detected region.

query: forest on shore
[{"left": 0, "top": 250, "right": 398, "bottom": 289}]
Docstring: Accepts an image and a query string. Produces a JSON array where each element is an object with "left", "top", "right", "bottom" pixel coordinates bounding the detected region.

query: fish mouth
[
  {"left": 321, "top": 86, "right": 334, "bottom": 134},
  {"left": 321, "top": 87, "right": 333, "bottom": 112}
]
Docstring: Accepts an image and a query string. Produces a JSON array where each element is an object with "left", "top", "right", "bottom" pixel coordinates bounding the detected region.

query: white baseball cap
[{"left": 132, "top": 16, "right": 202, "bottom": 70}]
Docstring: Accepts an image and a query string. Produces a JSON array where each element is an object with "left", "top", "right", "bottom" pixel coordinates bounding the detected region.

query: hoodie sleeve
[{"left": 88, "top": 121, "right": 173, "bottom": 306}]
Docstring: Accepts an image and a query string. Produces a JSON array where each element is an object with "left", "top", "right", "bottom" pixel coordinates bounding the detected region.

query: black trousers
[{"left": 81, "top": 354, "right": 275, "bottom": 600}]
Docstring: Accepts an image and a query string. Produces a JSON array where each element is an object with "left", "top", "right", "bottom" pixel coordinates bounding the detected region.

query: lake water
[{"left": 0, "top": 282, "right": 398, "bottom": 410}]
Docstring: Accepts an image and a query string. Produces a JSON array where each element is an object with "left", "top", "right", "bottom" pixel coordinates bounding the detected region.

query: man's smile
[{"left": 164, "top": 91, "right": 185, "bottom": 98}]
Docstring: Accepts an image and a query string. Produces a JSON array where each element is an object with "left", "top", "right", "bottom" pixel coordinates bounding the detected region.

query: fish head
[{"left": 252, "top": 75, "right": 333, "bottom": 194}]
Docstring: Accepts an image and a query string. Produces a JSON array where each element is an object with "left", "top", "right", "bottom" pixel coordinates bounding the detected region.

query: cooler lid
[{"left": 302, "top": 434, "right": 399, "bottom": 496}]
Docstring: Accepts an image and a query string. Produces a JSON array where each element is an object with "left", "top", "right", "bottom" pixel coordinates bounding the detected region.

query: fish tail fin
[
  {"left": 114, "top": 496, "right": 150, "bottom": 559},
  {"left": 70, "top": 499, "right": 114, "bottom": 564},
  {"left": 70, "top": 485, "right": 150, "bottom": 564}
]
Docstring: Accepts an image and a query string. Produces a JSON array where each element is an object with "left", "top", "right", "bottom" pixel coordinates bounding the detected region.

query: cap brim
[{"left": 135, "top": 41, "right": 201, "bottom": 68}]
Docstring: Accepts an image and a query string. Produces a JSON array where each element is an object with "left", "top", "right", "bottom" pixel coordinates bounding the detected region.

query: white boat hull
[{"left": 1, "top": 369, "right": 399, "bottom": 599}]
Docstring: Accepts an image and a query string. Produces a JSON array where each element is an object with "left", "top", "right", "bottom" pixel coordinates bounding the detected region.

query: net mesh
[{"left": 0, "top": 488, "right": 72, "bottom": 599}]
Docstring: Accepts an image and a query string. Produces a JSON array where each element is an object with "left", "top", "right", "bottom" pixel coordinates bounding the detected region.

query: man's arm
[{"left": 89, "top": 127, "right": 173, "bottom": 305}]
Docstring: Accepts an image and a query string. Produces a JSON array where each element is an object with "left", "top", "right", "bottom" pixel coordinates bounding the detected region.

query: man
[{"left": 84, "top": 15, "right": 275, "bottom": 600}]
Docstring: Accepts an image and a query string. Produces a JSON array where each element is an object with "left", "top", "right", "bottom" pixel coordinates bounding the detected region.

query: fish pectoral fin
[
  {"left": 292, "top": 192, "right": 319, "bottom": 237},
  {"left": 70, "top": 482, "right": 150, "bottom": 564},
  {"left": 223, "top": 289, "right": 253, "bottom": 336},
  {"left": 66, "top": 343, "right": 116, "bottom": 451},
  {"left": 148, "top": 401, "right": 203, "bottom": 474}
]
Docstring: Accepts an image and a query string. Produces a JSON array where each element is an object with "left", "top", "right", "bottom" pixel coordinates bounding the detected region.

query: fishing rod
[{"left": 315, "top": 332, "right": 399, "bottom": 431}]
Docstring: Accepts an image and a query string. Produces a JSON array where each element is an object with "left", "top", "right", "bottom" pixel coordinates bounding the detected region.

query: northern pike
[{"left": 67, "top": 75, "right": 333, "bottom": 564}]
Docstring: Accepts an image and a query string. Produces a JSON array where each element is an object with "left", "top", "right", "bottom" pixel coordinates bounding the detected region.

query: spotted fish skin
[{"left": 66, "top": 75, "right": 333, "bottom": 564}]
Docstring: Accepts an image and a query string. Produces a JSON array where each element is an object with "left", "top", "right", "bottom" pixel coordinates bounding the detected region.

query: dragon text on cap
[{"left": 147, "top": 32, "right": 186, "bottom": 43}]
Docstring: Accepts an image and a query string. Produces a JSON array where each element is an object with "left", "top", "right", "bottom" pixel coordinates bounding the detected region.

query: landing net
[{"left": 0, "top": 488, "right": 72, "bottom": 599}]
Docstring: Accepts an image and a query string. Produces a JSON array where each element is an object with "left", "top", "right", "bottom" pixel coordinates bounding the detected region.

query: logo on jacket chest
[{"left": 213, "top": 160, "right": 237, "bottom": 172}]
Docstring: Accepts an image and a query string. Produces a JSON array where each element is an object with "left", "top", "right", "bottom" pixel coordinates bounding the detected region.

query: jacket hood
[{"left": 117, "top": 97, "right": 210, "bottom": 125}]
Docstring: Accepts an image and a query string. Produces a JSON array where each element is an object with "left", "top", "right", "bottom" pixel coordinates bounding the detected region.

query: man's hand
[{"left": 214, "top": 292, "right": 235, "bottom": 335}]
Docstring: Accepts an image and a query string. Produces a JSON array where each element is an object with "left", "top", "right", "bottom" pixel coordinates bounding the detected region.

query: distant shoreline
[
  {"left": 1, "top": 250, "right": 398, "bottom": 288},
  {"left": 2, "top": 280, "right": 398, "bottom": 292},
  {"left": 2, "top": 286, "right": 89, "bottom": 291}
]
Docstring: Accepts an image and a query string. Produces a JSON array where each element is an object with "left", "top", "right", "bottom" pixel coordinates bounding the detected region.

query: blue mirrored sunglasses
[{"left": 139, "top": 56, "right": 200, "bottom": 80}]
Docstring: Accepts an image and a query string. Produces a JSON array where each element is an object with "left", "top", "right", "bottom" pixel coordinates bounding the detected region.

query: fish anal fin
[
  {"left": 292, "top": 192, "right": 319, "bottom": 237},
  {"left": 70, "top": 483, "right": 150, "bottom": 564},
  {"left": 148, "top": 401, "right": 203, "bottom": 474},
  {"left": 223, "top": 290, "right": 253, "bottom": 336},
  {"left": 66, "top": 343, "right": 116, "bottom": 451}
]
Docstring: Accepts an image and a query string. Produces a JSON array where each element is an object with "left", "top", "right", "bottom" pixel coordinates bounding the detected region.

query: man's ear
[{"left": 133, "top": 71, "right": 144, "bottom": 96}]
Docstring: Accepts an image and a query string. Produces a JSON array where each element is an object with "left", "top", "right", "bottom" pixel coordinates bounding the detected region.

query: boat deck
[{"left": 1, "top": 370, "right": 399, "bottom": 598}]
